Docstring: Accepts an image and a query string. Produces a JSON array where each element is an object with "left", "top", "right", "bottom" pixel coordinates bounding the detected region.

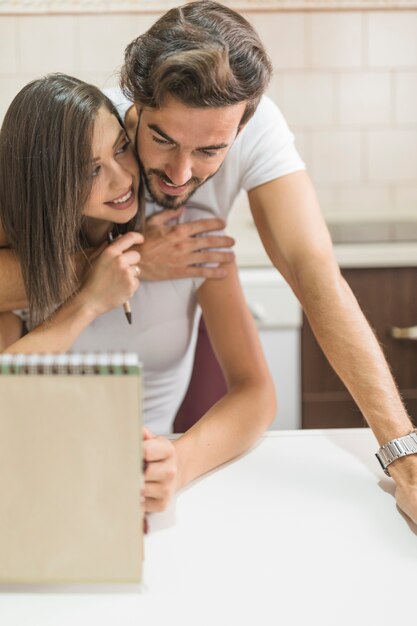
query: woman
[
  {"left": 0, "top": 74, "right": 142, "bottom": 350},
  {"left": 0, "top": 74, "right": 276, "bottom": 513}
]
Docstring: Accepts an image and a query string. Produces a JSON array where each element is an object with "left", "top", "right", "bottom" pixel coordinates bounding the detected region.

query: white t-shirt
[{"left": 105, "top": 88, "right": 305, "bottom": 219}]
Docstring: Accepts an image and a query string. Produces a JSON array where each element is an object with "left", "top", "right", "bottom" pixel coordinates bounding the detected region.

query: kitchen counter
[
  {"left": 228, "top": 219, "right": 417, "bottom": 269},
  {"left": 1, "top": 429, "right": 416, "bottom": 626}
]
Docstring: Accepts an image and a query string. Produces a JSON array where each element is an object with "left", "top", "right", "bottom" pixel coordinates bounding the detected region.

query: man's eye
[
  {"left": 152, "top": 136, "right": 172, "bottom": 146},
  {"left": 200, "top": 150, "right": 217, "bottom": 158}
]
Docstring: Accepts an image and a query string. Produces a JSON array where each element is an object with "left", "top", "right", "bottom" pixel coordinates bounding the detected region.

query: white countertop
[
  {"left": 1, "top": 429, "right": 416, "bottom": 626},
  {"left": 229, "top": 221, "right": 417, "bottom": 269}
]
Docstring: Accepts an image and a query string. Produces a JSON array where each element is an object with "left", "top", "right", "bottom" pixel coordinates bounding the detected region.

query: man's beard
[
  {"left": 138, "top": 156, "right": 221, "bottom": 209},
  {"left": 140, "top": 165, "right": 207, "bottom": 209}
]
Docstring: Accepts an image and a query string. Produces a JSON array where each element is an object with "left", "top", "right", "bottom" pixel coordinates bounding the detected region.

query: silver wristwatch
[{"left": 375, "top": 430, "right": 417, "bottom": 476}]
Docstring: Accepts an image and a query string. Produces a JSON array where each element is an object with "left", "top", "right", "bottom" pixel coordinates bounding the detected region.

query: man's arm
[{"left": 249, "top": 170, "right": 417, "bottom": 522}]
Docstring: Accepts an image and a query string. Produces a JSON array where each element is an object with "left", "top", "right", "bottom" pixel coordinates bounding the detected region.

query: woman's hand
[
  {"left": 142, "top": 427, "right": 178, "bottom": 513},
  {"left": 80, "top": 231, "right": 143, "bottom": 317}
]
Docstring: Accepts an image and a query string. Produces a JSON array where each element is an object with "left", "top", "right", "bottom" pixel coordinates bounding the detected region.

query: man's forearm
[
  {"left": 0, "top": 249, "right": 28, "bottom": 311},
  {"left": 296, "top": 258, "right": 413, "bottom": 444}
]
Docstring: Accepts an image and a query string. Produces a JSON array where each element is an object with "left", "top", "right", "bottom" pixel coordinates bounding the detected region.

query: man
[{"left": 1, "top": 1, "right": 416, "bottom": 523}]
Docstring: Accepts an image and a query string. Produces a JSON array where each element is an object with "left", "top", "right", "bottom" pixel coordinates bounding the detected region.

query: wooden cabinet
[{"left": 302, "top": 267, "right": 417, "bottom": 429}]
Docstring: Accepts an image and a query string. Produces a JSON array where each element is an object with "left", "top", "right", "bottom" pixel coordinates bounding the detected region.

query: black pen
[{"left": 107, "top": 231, "right": 132, "bottom": 325}]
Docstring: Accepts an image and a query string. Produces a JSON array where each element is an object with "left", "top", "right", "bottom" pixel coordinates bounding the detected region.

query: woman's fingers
[
  {"left": 118, "top": 249, "right": 141, "bottom": 267},
  {"left": 107, "top": 231, "right": 144, "bottom": 254},
  {"left": 142, "top": 435, "right": 177, "bottom": 513}
]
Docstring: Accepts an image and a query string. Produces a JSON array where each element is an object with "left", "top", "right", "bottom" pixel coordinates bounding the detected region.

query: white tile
[
  {"left": 368, "top": 12, "right": 417, "bottom": 68},
  {"left": 76, "top": 15, "right": 133, "bottom": 74},
  {"left": 368, "top": 130, "right": 417, "bottom": 183},
  {"left": 279, "top": 72, "right": 335, "bottom": 127},
  {"left": 0, "top": 76, "right": 32, "bottom": 124},
  {"left": 310, "top": 13, "right": 362, "bottom": 69},
  {"left": 337, "top": 186, "right": 392, "bottom": 215},
  {"left": 266, "top": 72, "right": 284, "bottom": 104},
  {"left": 395, "top": 72, "right": 417, "bottom": 125},
  {"left": 245, "top": 12, "right": 306, "bottom": 70},
  {"left": 339, "top": 72, "right": 391, "bottom": 126},
  {"left": 0, "top": 17, "right": 18, "bottom": 75},
  {"left": 394, "top": 187, "right": 417, "bottom": 213},
  {"left": 311, "top": 130, "right": 362, "bottom": 184},
  {"left": 126, "top": 13, "right": 163, "bottom": 40},
  {"left": 19, "top": 16, "right": 75, "bottom": 74},
  {"left": 74, "top": 72, "right": 119, "bottom": 90}
]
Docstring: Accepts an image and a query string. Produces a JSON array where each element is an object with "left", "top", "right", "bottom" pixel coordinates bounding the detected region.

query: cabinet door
[{"left": 302, "top": 267, "right": 417, "bottom": 428}]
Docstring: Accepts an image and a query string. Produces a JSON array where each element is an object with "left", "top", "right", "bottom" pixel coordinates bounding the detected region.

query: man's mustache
[{"left": 148, "top": 169, "right": 202, "bottom": 187}]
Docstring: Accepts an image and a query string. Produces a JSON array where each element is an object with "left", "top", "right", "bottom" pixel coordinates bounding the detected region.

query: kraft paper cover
[{"left": 0, "top": 375, "right": 143, "bottom": 583}]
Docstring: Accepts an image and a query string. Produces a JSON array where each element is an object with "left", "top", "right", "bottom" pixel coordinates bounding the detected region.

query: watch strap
[{"left": 375, "top": 429, "right": 417, "bottom": 476}]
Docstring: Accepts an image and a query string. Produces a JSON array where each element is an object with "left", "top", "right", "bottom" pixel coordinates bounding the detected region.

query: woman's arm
[
  {"left": 143, "top": 262, "right": 276, "bottom": 512},
  {"left": 174, "top": 262, "right": 276, "bottom": 488},
  {"left": 0, "top": 312, "right": 23, "bottom": 351},
  {"left": 2, "top": 232, "right": 142, "bottom": 354}
]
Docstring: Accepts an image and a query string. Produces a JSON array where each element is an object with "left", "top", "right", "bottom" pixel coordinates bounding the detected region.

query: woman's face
[{"left": 83, "top": 106, "right": 140, "bottom": 225}]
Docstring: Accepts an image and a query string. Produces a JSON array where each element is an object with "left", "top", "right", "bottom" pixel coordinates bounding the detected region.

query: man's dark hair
[{"left": 121, "top": 0, "right": 272, "bottom": 126}]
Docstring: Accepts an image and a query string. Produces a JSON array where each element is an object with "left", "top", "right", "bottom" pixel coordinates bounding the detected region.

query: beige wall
[{"left": 1, "top": 9, "right": 416, "bottom": 219}]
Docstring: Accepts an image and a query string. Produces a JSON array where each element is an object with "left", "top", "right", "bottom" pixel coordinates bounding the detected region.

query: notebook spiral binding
[{"left": 0, "top": 352, "right": 140, "bottom": 376}]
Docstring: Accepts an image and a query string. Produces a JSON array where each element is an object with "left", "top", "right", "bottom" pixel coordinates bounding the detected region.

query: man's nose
[{"left": 164, "top": 154, "right": 193, "bottom": 186}]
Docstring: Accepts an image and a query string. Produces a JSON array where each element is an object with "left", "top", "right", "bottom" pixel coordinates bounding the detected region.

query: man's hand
[
  {"left": 138, "top": 207, "right": 235, "bottom": 280},
  {"left": 389, "top": 455, "right": 417, "bottom": 526},
  {"left": 142, "top": 427, "right": 178, "bottom": 513}
]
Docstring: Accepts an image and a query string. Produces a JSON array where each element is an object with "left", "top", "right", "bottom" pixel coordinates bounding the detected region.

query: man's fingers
[
  {"left": 189, "top": 235, "right": 235, "bottom": 251},
  {"left": 189, "top": 251, "right": 235, "bottom": 266},
  {"left": 147, "top": 207, "right": 184, "bottom": 226},
  {"left": 183, "top": 218, "right": 227, "bottom": 237}
]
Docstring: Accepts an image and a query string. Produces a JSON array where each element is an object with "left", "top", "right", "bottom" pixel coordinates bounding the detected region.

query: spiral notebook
[{"left": 0, "top": 352, "right": 143, "bottom": 584}]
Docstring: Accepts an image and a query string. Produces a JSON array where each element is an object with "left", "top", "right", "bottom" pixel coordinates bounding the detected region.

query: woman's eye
[
  {"left": 92, "top": 165, "right": 101, "bottom": 178},
  {"left": 116, "top": 140, "right": 130, "bottom": 155}
]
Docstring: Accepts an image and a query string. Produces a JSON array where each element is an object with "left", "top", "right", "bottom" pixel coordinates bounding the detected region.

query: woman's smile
[{"left": 105, "top": 185, "right": 135, "bottom": 210}]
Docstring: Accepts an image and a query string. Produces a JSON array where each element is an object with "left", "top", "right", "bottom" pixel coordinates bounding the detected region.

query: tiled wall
[{"left": 1, "top": 10, "right": 417, "bottom": 220}]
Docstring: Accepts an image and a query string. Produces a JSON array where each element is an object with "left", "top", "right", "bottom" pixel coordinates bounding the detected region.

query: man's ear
[{"left": 125, "top": 105, "right": 139, "bottom": 142}]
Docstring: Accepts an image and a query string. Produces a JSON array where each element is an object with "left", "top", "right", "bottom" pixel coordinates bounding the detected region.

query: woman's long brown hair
[{"left": 0, "top": 74, "right": 140, "bottom": 327}]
